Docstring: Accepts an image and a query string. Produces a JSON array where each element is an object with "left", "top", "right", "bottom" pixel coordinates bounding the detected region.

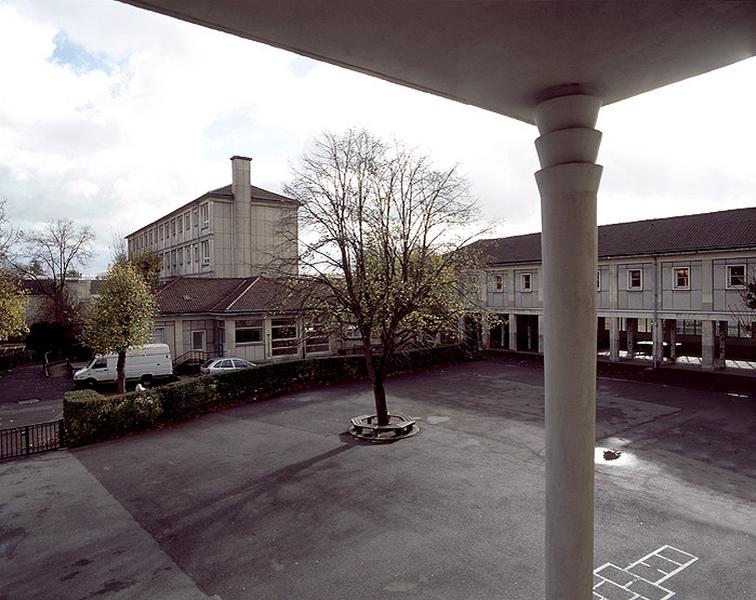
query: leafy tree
[
  {"left": 0, "top": 274, "right": 28, "bottom": 341},
  {"left": 284, "top": 129, "right": 487, "bottom": 426},
  {"left": 0, "top": 200, "right": 27, "bottom": 341},
  {"left": 82, "top": 262, "right": 157, "bottom": 394}
]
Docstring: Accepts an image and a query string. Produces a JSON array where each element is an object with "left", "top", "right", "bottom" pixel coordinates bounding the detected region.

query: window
[
  {"left": 520, "top": 273, "right": 532, "bottom": 292},
  {"left": 675, "top": 319, "right": 702, "bottom": 336},
  {"left": 494, "top": 275, "right": 503, "bottom": 291},
  {"left": 159, "top": 224, "right": 164, "bottom": 240},
  {"left": 727, "top": 264, "right": 746, "bottom": 288},
  {"left": 201, "top": 240, "right": 210, "bottom": 265},
  {"left": 178, "top": 247, "right": 183, "bottom": 266},
  {"left": 232, "top": 359, "right": 253, "bottom": 369},
  {"left": 184, "top": 212, "right": 191, "bottom": 231},
  {"left": 191, "top": 330, "right": 205, "bottom": 351},
  {"left": 272, "top": 318, "right": 299, "bottom": 356},
  {"left": 171, "top": 250, "right": 177, "bottom": 269},
  {"left": 200, "top": 203, "right": 209, "bottom": 228},
  {"left": 305, "top": 322, "right": 330, "bottom": 353},
  {"left": 193, "top": 208, "right": 199, "bottom": 227},
  {"left": 163, "top": 253, "right": 169, "bottom": 271},
  {"left": 92, "top": 358, "right": 107, "bottom": 369},
  {"left": 194, "top": 244, "right": 199, "bottom": 264},
  {"left": 186, "top": 245, "right": 192, "bottom": 265},
  {"left": 148, "top": 230, "right": 153, "bottom": 245},
  {"left": 673, "top": 266, "right": 690, "bottom": 289},
  {"left": 153, "top": 328, "right": 165, "bottom": 344},
  {"left": 235, "top": 319, "right": 263, "bottom": 344},
  {"left": 728, "top": 322, "right": 753, "bottom": 339},
  {"left": 627, "top": 268, "right": 643, "bottom": 290},
  {"left": 218, "top": 359, "right": 233, "bottom": 369},
  {"left": 171, "top": 218, "right": 176, "bottom": 236},
  {"left": 596, "top": 270, "right": 601, "bottom": 291}
]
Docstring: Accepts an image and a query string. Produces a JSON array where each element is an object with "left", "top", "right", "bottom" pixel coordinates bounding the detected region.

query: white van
[{"left": 73, "top": 344, "right": 173, "bottom": 387}]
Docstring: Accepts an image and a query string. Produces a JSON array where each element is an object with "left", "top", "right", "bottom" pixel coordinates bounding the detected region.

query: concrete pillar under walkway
[
  {"left": 702, "top": 320, "right": 716, "bottom": 370},
  {"left": 626, "top": 318, "right": 636, "bottom": 359},
  {"left": 535, "top": 93, "right": 602, "bottom": 600},
  {"left": 508, "top": 313, "right": 518, "bottom": 351},
  {"left": 609, "top": 317, "right": 620, "bottom": 362}
]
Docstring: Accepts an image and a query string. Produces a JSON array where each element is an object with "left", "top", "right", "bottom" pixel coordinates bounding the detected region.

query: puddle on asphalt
[{"left": 595, "top": 446, "right": 637, "bottom": 466}]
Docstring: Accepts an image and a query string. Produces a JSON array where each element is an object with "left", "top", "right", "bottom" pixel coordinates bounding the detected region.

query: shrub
[
  {"left": 64, "top": 388, "right": 163, "bottom": 446},
  {"left": 63, "top": 344, "right": 469, "bottom": 446}
]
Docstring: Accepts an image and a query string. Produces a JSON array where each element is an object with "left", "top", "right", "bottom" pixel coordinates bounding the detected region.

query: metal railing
[
  {"left": 172, "top": 349, "right": 222, "bottom": 368},
  {"left": 0, "top": 420, "right": 64, "bottom": 460}
]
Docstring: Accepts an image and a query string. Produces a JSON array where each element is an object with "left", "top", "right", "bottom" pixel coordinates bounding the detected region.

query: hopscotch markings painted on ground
[{"left": 593, "top": 545, "right": 699, "bottom": 600}]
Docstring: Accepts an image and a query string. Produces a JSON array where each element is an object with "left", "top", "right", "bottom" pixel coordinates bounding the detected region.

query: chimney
[
  {"left": 230, "top": 155, "right": 252, "bottom": 202},
  {"left": 230, "top": 155, "right": 253, "bottom": 276}
]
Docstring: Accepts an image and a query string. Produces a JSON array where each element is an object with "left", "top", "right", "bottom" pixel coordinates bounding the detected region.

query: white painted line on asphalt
[{"left": 593, "top": 545, "right": 699, "bottom": 600}]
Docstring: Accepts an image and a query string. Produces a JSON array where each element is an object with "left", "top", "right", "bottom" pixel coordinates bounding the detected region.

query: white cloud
[{"left": 0, "top": 1, "right": 754, "bottom": 274}]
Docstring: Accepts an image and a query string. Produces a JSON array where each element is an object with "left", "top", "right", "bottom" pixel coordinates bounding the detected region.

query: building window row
[
  {"left": 160, "top": 240, "right": 211, "bottom": 275},
  {"left": 129, "top": 202, "right": 210, "bottom": 258}
]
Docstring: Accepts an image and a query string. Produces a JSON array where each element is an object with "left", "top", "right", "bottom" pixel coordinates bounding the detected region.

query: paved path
[
  {"left": 1, "top": 358, "right": 754, "bottom": 599},
  {"left": 0, "top": 363, "right": 72, "bottom": 428}
]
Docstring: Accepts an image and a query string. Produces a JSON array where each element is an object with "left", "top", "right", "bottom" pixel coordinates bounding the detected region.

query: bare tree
[
  {"left": 730, "top": 265, "right": 756, "bottom": 335},
  {"left": 15, "top": 220, "right": 94, "bottom": 324},
  {"left": 0, "top": 198, "right": 22, "bottom": 267},
  {"left": 284, "top": 129, "right": 489, "bottom": 427}
]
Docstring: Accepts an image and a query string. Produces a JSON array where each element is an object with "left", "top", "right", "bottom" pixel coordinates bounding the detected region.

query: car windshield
[{"left": 201, "top": 359, "right": 216, "bottom": 368}]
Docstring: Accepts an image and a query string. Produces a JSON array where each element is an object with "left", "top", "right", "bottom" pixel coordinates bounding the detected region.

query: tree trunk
[
  {"left": 362, "top": 334, "right": 390, "bottom": 426},
  {"left": 117, "top": 350, "right": 126, "bottom": 395},
  {"left": 373, "top": 367, "right": 390, "bottom": 426}
]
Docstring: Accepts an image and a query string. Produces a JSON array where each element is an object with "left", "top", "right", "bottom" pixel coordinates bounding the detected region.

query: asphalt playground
[{"left": 1, "top": 357, "right": 754, "bottom": 599}]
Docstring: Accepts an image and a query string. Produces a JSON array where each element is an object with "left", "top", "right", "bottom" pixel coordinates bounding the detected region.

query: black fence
[{"left": 0, "top": 420, "right": 64, "bottom": 460}]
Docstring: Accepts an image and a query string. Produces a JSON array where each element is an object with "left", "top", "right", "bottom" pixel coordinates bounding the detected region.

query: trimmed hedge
[{"left": 63, "top": 344, "right": 471, "bottom": 447}]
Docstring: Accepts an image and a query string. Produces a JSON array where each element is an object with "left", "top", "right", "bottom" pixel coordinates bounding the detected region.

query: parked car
[
  {"left": 73, "top": 344, "right": 173, "bottom": 387},
  {"left": 200, "top": 357, "right": 257, "bottom": 376}
]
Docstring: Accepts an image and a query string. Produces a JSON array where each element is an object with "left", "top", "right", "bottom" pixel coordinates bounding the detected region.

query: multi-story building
[
  {"left": 126, "top": 156, "right": 298, "bottom": 279},
  {"left": 468, "top": 207, "right": 756, "bottom": 370}
]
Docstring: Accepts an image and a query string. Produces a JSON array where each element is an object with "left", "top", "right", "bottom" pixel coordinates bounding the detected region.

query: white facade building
[
  {"left": 126, "top": 156, "right": 298, "bottom": 280},
  {"left": 470, "top": 207, "right": 756, "bottom": 370}
]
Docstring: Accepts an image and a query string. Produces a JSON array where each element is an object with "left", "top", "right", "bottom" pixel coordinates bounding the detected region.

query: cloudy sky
[{"left": 1, "top": 1, "right": 755, "bottom": 275}]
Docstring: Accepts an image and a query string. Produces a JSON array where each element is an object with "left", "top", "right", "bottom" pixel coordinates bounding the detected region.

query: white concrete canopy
[
  {"left": 120, "top": 1, "right": 755, "bottom": 123},
  {"left": 115, "top": 1, "right": 755, "bottom": 598}
]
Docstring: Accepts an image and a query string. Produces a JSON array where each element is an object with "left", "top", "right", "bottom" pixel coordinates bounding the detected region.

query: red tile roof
[{"left": 156, "top": 276, "right": 312, "bottom": 315}]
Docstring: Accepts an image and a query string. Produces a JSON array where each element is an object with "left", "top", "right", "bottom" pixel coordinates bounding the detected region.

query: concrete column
[
  {"left": 538, "top": 315, "right": 544, "bottom": 354},
  {"left": 508, "top": 313, "right": 518, "bottom": 350},
  {"left": 718, "top": 320, "right": 727, "bottom": 369},
  {"left": 609, "top": 317, "right": 620, "bottom": 361},
  {"left": 652, "top": 319, "right": 664, "bottom": 368},
  {"left": 224, "top": 319, "right": 236, "bottom": 358},
  {"left": 626, "top": 318, "right": 636, "bottom": 359},
  {"left": 534, "top": 93, "right": 603, "bottom": 600},
  {"left": 702, "top": 320, "right": 716, "bottom": 370},
  {"left": 174, "top": 318, "right": 185, "bottom": 358},
  {"left": 669, "top": 320, "right": 677, "bottom": 361}
]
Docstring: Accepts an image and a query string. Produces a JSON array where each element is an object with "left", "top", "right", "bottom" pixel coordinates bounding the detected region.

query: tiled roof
[
  {"left": 156, "top": 276, "right": 311, "bottom": 315},
  {"left": 469, "top": 207, "right": 756, "bottom": 266},
  {"left": 207, "top": 184, "right": 298, "bottom": 205},
  {"left": 157, "top": 277, "right": 257, "bottom": 313}
]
